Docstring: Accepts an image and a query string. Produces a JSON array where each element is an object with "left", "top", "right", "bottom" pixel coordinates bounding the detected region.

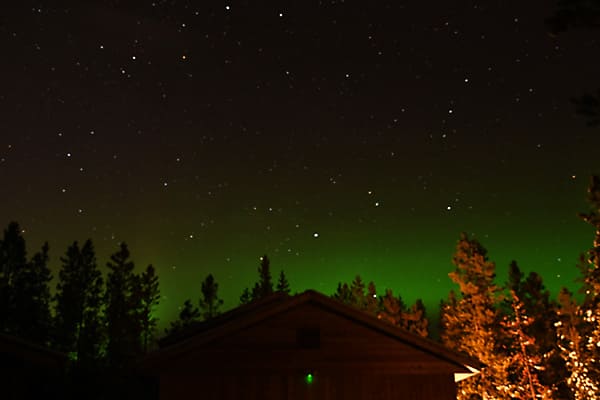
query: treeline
[
  {"left": 5, "top": 177, "right": 600, "bottom": 399},
  {"left": 438, "top": 176, "right": 600, "bottom": 399}
]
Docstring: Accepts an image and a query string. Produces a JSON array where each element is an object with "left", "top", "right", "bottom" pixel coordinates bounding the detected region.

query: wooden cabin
[
  {"left": 0, "top": 333, "right": 67, "bottom": 399},
  {"left": 143, "top": 290, "right": 480, "bottom": 400}
]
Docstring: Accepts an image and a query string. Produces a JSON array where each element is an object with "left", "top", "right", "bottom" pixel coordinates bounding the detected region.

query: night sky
[{"left": 2, "top": 1, "right": 599, "bottom": 328}]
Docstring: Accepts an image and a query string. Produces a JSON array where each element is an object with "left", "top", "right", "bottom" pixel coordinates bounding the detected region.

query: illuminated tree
[
  {"left": 556, "top": 175, "right": 600, "bottom": 398},
  {"left": 199, "top": 273, "right": 223, "bottom": 320},
  {"left": 504, "top": 290, "right": 553, "bottom": 399},
  {"left": 556, "top": 287, "right": 597, "bottom": 399},
  {"left": 507, "top": 261, "right": 569, "bottom": 397},
  {"left": 333, "top": 275, "right": 379, "bottom": 313},
  {"left": 441, "top": 233, "right": 510, "bottom": 399},
  {"left": 54, "top": 239, "right": 104, "bottom": 365}
]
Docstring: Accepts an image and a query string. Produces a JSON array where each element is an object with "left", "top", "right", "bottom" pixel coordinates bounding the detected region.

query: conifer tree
[
  {"left": 135, "top": 264, "right": 160, "bottom": 352},
  {"left": 105, "top": 242, "right": 141, "bottom": 369},
  {"left": 507, "top": 261, "right": 568, "bottom": 396},
  {"left": 555, "top": 175, "right": 600, "bottom": 398},
  {"left": 504, "top": 290, "right": 553, "bottom": 399},
  {"left": 199, "top": 273, "right": 223, "bottom": 320},
  {"left": 166, "top": 299, "right": 201, "bottom": 334},
  {"left": 251, "top": 255, "right": 273, "bottom": 300},
  {"left": 379, "top": 289, "right": 428, "bottom": 337},
  {"left": 556, "top": 287, "right": 595, "bottom": 399},
  {"left": 239, "top": 287, "right": 251, "bottom": 305},
  {"left": 276, "top": 270, "right": 290, "bottom": 294},
  {"left": 441, "top": 233, "right": 510, "bottom": 399},
  {"left": 12, "top": 241, "right": 53, "bottom": 344},
  {"left": 0, "top": 222, "right": 27, "bottom": 334},
  {"left": 54, "top": 240, "right": 104, "bottom": 366},
  {"left": 378, "top": 289, "right": 405, "bottom": 326},
  {"left": 405, "top": 299, "right": 429, "bottom": 338},
  {"left": 332, "top": 282, "right": 353, "bottom": 304}
]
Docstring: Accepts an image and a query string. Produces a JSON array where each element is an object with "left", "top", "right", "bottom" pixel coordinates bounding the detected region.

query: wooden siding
[
  {"left": 160, "top": 372, "right": 457, "bottom": 400},
  {"left": 155, "top": 302, "right": 461, "bottom": 399}
]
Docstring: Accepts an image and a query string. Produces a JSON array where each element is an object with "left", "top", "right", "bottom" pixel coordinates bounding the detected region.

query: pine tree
[
  {"left": 166, "top": 299, "right": 201, "bottom": 334},
  {"left": 441, "top": 233, "right": 510, "bottom": 399},
  {"left": 504, "top": 290, "right": 553, "bottom": 399},
  {"left": 405, "top": 299, "right": 429, "bottom": 338},
  {"left": 332, "top": 282, "right": 353, "bottom": 304},
  {"left": 378, "top": 289, "right": 428, "bottom": 337},
  {"left": 553, "top": 176, "right": 600, "bottom": 399},
  {"left": 239, "top": 287, "right": 251, "bottom": 305},
  {"left": 276, "top": 270, "right": 290, "bottom": 294},
  {"left": 556, "top": 287, "right": 596, "bottom": 399},
  {"left": 507, "top": 261, "right": 568, "bottom": 397},
  {"left": 199, "top": 274, "right": 223, "bottom": 320},
  {"left": 105, "top": 242, "right": 141, "bottom": 369},
  {"left": 378, "top": 289, "right": 405, "bottom": 326},
  {"left": 251, "top": 255, "right": 273, "bottom": 300},
  {"left": 54, "top": 240, "right": 104, "bottom": 366},
  {"left": 0, "top": 222, "right": 27, "bottom": 334},
  {"left": 136, "top": 264, "right": 160, "bottom": 352},
  {"left": 11, "top": 241, "right": 53, "bottom": 345}
]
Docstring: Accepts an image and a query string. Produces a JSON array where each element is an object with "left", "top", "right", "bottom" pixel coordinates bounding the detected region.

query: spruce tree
[
  {"left": 166, "top": 299, "right": 201, "bottom": 334},
  {"left": 0, "top": 222, "right": 27, "bottom": 334},
  {"left": 276, "top": 270, "right": 290, "bottom": 294},
  {"left": 507, "top": 261, "right": 568, "bottom": 396},
  {"left": 105, "top": 242, "right": 140, "bottom": 369},
  {"left": 251, "top": 255, "right": 273, "bottom": 300},
  {"left": 54, "top": 239, "right": 104, "bottom": 366},
  {"left": 441, "top": 233, "right": 510, "bottom": 399},
  {"left": 239, "top": 287, "right": 251, "bottom": 305},
  {"left": 135, "top": 264, "right": 160, "bottom": 352},
  {"left": 556, "top": 175, "right": 600, "bottom": 398},
  {"left": 199, "top": 273, "right": 223, "bottom": 320},
  {"left": 503, "top": 290, "right": 553, "bottom": 399},
  {"left": 12, "top": 241, "right": 53, "bottom": 344}
]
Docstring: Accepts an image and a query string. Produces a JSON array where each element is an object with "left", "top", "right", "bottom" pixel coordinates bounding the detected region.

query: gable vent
[{"left": 296, "top": 327, "right": 320, "bottom": 349}]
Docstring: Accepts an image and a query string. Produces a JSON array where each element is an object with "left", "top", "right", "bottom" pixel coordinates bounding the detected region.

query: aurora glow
[{"left": 1, "top": 1, "right": 599, "bottom": 332}]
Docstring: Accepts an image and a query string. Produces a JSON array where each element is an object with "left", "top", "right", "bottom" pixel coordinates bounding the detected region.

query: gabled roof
[
  {"left": 145, "top": 290, "right": 481, "bottom": 379},
  {"left": 0, "top": 333, "right": 67, "bottom": 370}
]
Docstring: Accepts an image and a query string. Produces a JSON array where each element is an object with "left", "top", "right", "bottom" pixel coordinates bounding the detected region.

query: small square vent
[{"left": 296, "top": 327, "right": 320, "bottom": 349}]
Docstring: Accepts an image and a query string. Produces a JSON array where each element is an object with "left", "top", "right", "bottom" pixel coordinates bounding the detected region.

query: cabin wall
[
  {"left": 155, "top": 302, "right": 463, "bottom": 400},
  {"left": 160, "top": 372, "right": 457, "bottom": 400}
]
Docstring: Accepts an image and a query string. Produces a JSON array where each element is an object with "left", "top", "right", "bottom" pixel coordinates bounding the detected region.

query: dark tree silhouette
[
  {"left": 135, "top": 264, "right": 160, "bottom": 352},
  {"left": 12, "top": 241, "right": 53, "bottom": 345},
  {"left": 251, "top": 255, "right": 273, "bottom": 300},
  {"left": 54, "top": 240, "right": 104, "bottom": 367},
  {"left": 166, "top": 299, "right": 201, "bottom": 334},
  {"left": 105, "top": 242, "right": 141, "bottom": 369},
  {"left": 239, "top": 287, "right": 251, "bottom": 305},
  {"left": 547, "top": 0, "right": 600, "bottom": 127},
  {"left": 199, "top": 273, "right": 223, "bottom": 320},
  {"left": 0, "top": 222, "right": 27, "bottom": 335},
  {"left": 546, "top": 0, "right": 600, "bottom": 33},
  {"left": 0, "top": 222, "right": 54, "bottom": 345},
  {"left": 276, "top": 270, "right": 290, "bottom": 294}
]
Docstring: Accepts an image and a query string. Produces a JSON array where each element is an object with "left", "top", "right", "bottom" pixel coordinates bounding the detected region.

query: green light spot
[{"left": 305, "top": 373, "right": 314, "bottom": 384}]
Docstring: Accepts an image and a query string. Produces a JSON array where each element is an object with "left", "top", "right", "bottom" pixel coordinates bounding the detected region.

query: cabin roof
[
  {"left": 0, "top": 332, "right": 68, "bottom": 369},
  {"left": 147, "top": 290, "right": 481, "bottom": 376}
]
